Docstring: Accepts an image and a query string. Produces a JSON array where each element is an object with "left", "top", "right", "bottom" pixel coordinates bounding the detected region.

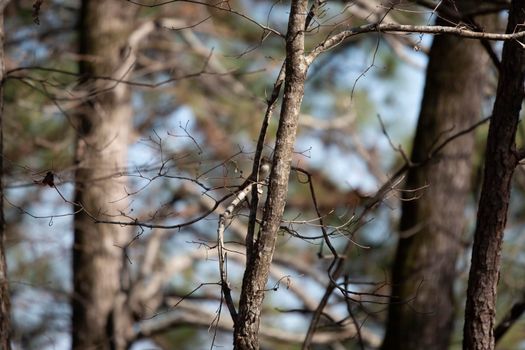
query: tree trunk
[
  {"left": 233, "top": 0, "right": 308, "bottom": 348},
  {"left": 463, "top": 1, "right": 525, "bottom": 349},
  {"left": 72, "top": 2, "right": 137, "bottom": 349},
  {"left": 0, "top": 1, "right": 11, "bottom": 349},
  {"left": 382, "top": 12, "right": 493, "bottom": 350}
]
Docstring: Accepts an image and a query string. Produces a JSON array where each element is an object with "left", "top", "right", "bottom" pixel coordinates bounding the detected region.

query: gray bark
[{"left": 233, "top": 0, "right": 309, "bottom": 348}]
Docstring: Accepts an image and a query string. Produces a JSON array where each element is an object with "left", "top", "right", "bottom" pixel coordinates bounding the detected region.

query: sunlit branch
[{"left": 307, "top": 22, "right": 525, "bottom": 64}]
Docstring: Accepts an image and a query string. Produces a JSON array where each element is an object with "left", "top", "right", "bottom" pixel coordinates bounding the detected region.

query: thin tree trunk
[
  {"left": 463, "top": 1, "right": 525, "bottom": 349},
  {"left": 0, "top": 1, "right": 11, "bottom": 349},
  {"left": 381, "top": 11, "right": 494, "bottom": 350},
  {"left": 233, "top": 0, "right": 308, "bottom": 348},
  {"left": 72, "top": 2, "right": 137, "bottom": 349}
]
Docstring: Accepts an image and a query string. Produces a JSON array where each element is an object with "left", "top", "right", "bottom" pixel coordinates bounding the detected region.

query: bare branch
[
  {"left": 126, "top": 0, "right": 284, "bottom": 38},
  {"left": 216, "top": 159, "right": 271, "bottom": 322},
  {"left": 136, "top": 301, "right": 381, "bottom": 346},
  {"left": 307, "top": 22, "right": 525, "bottom": 64}
]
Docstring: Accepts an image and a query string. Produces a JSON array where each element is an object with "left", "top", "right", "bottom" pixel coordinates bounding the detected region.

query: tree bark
[
  {"left": 463, "top": 1, "right": 525, "bottom": 349},
  {"left": 72, "top": 2, "right": 137, "bottom": 349},
  {"left": 233, "top": 0, "right": 308, "bottom": 348},
  {"left": 381, "top": 10, "right": 493, "bottom": 350},
  {"left": 0, "top": 1, "right": 11, "bottom": 349}
]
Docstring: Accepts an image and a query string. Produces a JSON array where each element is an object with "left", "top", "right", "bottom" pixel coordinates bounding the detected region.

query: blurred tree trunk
[
  {"left": 0, "top": 1, "right": 11, "bottom": 349},
  {"left": 72, "top": 1, "right": 137, "bottom": 349},
  {"left": 381, "top": 9, "right": 494, "bottom": 350},
  {"left": 463, "top": 1, "right": 525, "bottom": 349}
]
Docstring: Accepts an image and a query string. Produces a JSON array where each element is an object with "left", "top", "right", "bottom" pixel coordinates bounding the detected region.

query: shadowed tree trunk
[
  {"left": 72, "top": 1, "right": 138, "bottom": 349},
  {"left": 0, "top": 1, "right": 11, "bottom": 349},
  {"left": 382, "top": 8, "right": 494, "bottom": 350},
  {"left": 463, "top": 1, "right": 525, "bottom": 349}
]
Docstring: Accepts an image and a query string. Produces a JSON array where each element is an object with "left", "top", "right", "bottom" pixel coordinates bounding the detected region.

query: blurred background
[{"left": 2, "top": 0, "right": 523, "bottom": 349}]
